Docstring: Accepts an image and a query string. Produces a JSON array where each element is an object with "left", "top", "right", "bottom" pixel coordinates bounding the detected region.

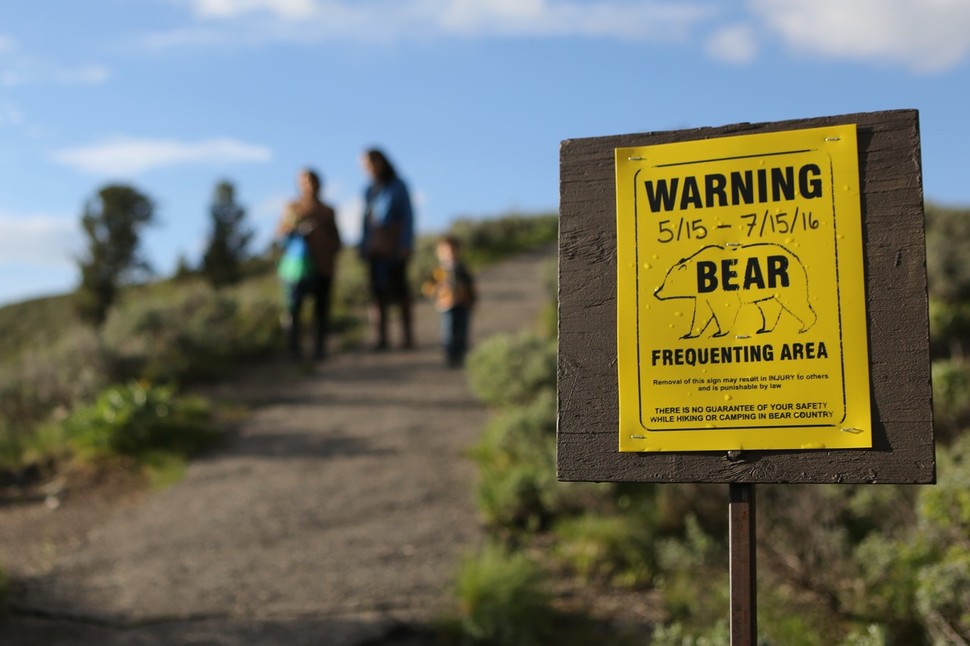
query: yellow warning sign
[{"left": 615, "top": 125, "right": 871, "bottom": 452}]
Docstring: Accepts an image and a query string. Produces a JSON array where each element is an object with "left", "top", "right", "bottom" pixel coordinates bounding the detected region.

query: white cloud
[
  {"left": 0, "top": 102, "right": 25, "bottom": 128},
  {"left": 0, "top": 34, "right": 16, "bottom": 54},
  {"left": 0, "top": 213, "right": 80, "bottom": 268},
  {"left": 0, "top": 61, "right": 111, "bottom": 88},
  {"left": 160, "top": 0, "right": 970, "bottom": 71},
  {"left": 706, "top": 23, "right": 758, "bottom": 65},
  {"left": 186, "top": 0, "right": 318, "bottom": 19},
  {"left": 56, "top": 64, "right": 112, "bottom": 86},
  {"left": 158, "top": 0, "right": 714, "bottom": 44},
  {"left": 749, "top": 0, "right": 970, "bottom": 73},
  {"left": 53, "top": 136, "right": 273, "bottom": 175},
  {"left": 0, "top": 32, "right": 108, "bottom": 88},
  {"left": 440, "top": 0, "right": 712, "bottom": 40}
]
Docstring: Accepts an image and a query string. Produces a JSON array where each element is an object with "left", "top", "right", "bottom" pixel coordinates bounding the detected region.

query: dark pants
[
  {"left": 440, "top": 306, "right": 471, "bottom": 367},
  {"left": 288, "top": 273, "right": 333, "bottom": 359},
  {"left": 369, "top": 258, "right": 413, "bottom": 349}
]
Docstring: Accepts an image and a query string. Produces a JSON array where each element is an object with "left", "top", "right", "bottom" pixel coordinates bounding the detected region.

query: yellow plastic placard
[{"left": 615, "top": 125, "right": 871, "bottom": 451}]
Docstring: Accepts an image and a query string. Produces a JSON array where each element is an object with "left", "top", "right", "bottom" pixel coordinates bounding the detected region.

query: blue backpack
[{"left": 277, "top": 233, "right": 313, "bottom": 283}]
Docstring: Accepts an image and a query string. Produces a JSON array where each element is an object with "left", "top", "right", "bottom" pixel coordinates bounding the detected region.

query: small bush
[
  {"left": 914, "top": 434, "right": 970, "bottom": 643},
  {"left": 471, "top": 391, "right": 560, "bottom": 530},
  {"left": 838, "top": 625, "right": 889, "bottom": 646},
  {"left": 926, "top": 204, "right": 970, "bottom": 302},
  {"left": 650, "top": 621, "right": 729, "bottom": 646},
  {"left": 102, "top": 282, "right": 281, "bottom": 383},
  {"left": 470, "top": 391, "right": 608, "bottom": 531},
  {"left": 229, "top": 276, "right": 288, "bottom": 356},
  {"left": 451, "top": 541, "right": 554, "bottom": 646},
  {"left": 0, "top": 326, "right": 108, "bottom": 467},
  {"left": 466, "top": 332, "right": 556, "bottom": 408},
  {"left": 553, "top": 513, "right": 655, "bottom": 587},
  {"left": 654, "top": 515, "right": 728, "bottom": 628},
  {"left": 915, "top": 549, "right": 970, "bottom": 644},
  {"left": 333, "top": 248, "right": 371, "bottom": 310},
  {"left": 852, "top": 533, "right": 926, "bottom": 629},
  {"left": 931, "top": 358, "right": 970, "bottom": 442},
  {"left": 446, "top": 213, "right": 558, "bottom": 267},
  {"left": 61, "top": 381, "right": 215, "bottom": 463},
  {"left": 540, "top": 256, "right": 558, "bottom": 338},
  {"left": 929, "top": 298, "right": 970, "bottom": 360}
]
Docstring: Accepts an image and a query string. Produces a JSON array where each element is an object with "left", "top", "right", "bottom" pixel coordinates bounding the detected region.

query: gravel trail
[{"left": 0, "top": 248, "right": 553, "bottom": 645}]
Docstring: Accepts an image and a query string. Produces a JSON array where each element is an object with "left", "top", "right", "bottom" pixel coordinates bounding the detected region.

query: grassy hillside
[
  {"left": 0, "top": 293, "right": 77, "bottom": 366},
  {"left": 0, "top": 212, "right": 558, "bottom": 473}
]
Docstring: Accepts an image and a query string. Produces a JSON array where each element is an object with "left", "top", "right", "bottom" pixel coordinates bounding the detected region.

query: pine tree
[
  {"left": 75, "top": 184, "right": 155, "bottom": 326},
  {"left": 201, "top": 180, "right": 253, "bottom": 288}
]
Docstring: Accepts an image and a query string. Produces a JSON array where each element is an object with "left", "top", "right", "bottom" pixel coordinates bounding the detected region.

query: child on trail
[{"left": 423, "top": 236, "right": 476, "bottom": 368}]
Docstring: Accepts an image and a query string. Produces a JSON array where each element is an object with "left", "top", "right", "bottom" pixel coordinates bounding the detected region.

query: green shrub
[
  {"left": 539, "top": 256, "right": 558, "bottom": 339},
  {"left": 451, "top": 540, "right": 554, "bottom": 646},
  {"left": 553, "top": 513, "right": 655, "bottom": 587},
  {"left": 654, "top": 514, "right": 728, "bottom": 628},
  {"left": 333, "top": 248, "right": 371, "bottom": 310},
  {"left": 852, "top": 533, "right": 926, "bottom": 637},
  {"left": 61, "top": 381, "right": 215, "bottom": 463},
  {"left": 650, "top": 621, "right": 729, "bottom": 646},
  {"left": 471, "top": 391, "right": 560, "bottom": 530},
  {"left": 929, "top": 299, "right": 970, "bottom": 360},
  {"left": 919, "top": 435, "right": 970, "bottom": 538},
  {"left": 914, "top": 434, "right": 970, "bottom": 643},
  {"left": 476, "top": 458, "right": 557, "bottom": 532},
  {"left": 916, "top": 549, "right": 970, "bottom": 644},
  {"left": 0, "top": 326, "right": 108, "bottom": 467},
  {"left": 466, "top": 332, "right": 556, "bottom": 408},
  {"left": 229, "top": 275, "right": 289, "bottom": 354},
  {"left": 931, "top": 358, "right": 970, "bottom": 441},
  {"left": 446, "top": 213, "right": 558, "bottom": 267},
  {"left": 838, "top": 624, "right": 889, "bottom": 646},
  {"left": 0, "top": 294, "right": 78, "bottom": 365},
  {"left": 926, "top": 204, "right": 970, "bottom": 302},
  {"left": 471, "top": 390, "right": 611, "bottom": 532},
  {"left": 102, "top": 282, "right": 281, "bottom": 383},
  {"left": 751, "top": 437, "right": 970, "bottom": 644}
]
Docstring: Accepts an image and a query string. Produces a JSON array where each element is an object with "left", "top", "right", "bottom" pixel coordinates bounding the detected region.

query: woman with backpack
[{"left": 277, "top": 168, "right": 342, "bottom": 361}]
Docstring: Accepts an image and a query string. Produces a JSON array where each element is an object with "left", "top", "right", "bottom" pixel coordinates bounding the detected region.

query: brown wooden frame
[{"left": 557, "top": 110, "right": 935, "bottom": 484}]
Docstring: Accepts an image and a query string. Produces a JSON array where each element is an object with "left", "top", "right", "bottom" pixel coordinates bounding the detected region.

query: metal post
[{"left": 729, "top": 483, "right": 757, "bottom": 645}]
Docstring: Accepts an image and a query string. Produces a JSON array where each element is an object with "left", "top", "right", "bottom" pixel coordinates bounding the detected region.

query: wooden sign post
[{"left": 557, "top": 110, "right": 935, "bottom": 643}]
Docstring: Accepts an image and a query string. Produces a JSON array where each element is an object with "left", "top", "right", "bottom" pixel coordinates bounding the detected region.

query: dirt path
[{"left": 0, "top": 248, "right": 554, "bottom": 646}]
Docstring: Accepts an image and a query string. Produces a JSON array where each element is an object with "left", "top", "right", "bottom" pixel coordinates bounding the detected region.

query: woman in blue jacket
[{"left": 360, "top": 148, "right": 415, "bottom": 350}]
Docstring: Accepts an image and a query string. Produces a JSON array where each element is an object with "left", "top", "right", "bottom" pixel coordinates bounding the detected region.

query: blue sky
[{"left": 1, "top": 0, "right": 968, "bottom": 305}]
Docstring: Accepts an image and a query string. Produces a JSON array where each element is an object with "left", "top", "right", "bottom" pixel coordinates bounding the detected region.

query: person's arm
[
  {"left": 359, "top": 188, "right": 372, "bottom": 258},
  {"left": 386, "top": 181, "right": 414, "bottom": 255},
  {"left": 277, "top": 201, "right": 299, "bottom": 238},
  {"left": 329, "top": 210, "right": 342, "bottom": 251}
]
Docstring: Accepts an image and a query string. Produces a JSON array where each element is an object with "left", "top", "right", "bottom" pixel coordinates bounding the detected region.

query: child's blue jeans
[{"left": 440, "top": 306, "right": 471, "bottom": 367}]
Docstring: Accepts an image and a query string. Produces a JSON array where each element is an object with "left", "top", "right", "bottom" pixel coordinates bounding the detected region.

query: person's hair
[
  {"left": 364, "top": 148, "right": 397, "bottom": 184},
  {"left": 302, "top": 168, "right": 322, "bottom": 196},
  {"left": 439, "top": 235, "right": 461, "bottom": 251}
]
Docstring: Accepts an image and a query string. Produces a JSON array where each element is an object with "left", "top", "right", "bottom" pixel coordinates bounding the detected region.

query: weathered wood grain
[{"left": 557, "top": 110, "right": 935, "bottom": 484}]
